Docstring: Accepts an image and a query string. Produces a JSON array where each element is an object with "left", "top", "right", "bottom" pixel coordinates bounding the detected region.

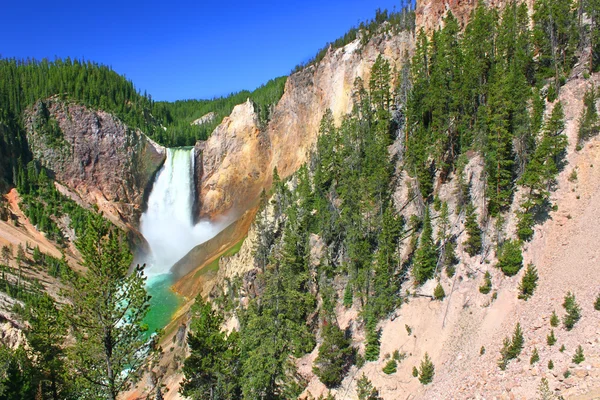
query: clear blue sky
[{"left": 1, "top": 0, "right": 405, "bottom": 101}]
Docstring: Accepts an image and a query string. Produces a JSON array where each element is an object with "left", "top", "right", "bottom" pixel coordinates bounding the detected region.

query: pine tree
[
  {"left": 537, "top": 377, "right": 555, "bottom": 399},
  {"left": 181, "top": 297, "right": 240, "bottom": 399},
  {"left": 533, "top": 0, "right": 579, "bottom": 83},
  {"left": 1, "top": 245, "right": 11, "bottom": 265},
  {"left": 485, "top": 69, "right": 516, "bottom": 216},
  {"left": 585, "top": 0, "right": 600, "bottom": 72},
  {"left": 313, "top": 324, "right": 354, "bottom": 388},
  {"left": 343, "top": 284, "right": 353, "bottom": 308},
  {"left": 463, "top": 202, "right": 482, "bottom": 256},
  {"left": 509, "top": 323, "right": 524, "bottom": 359},
  {"left": 24, "top": 294, "right": 69, "bottom": 400},
  {"left": 562, "top": 291, "right": 581, "bottom": 330},
  {"left": 518, "top": 264, "right": 539, "bottom": 300},
  {"left": 497, "top": 240, "right": 523, "bottom": 276},
  {"left": 356, "top": 374, "right": 381, "bottom": 400},
  {"left": 364, "top": 321, "right": 381, "bottom": 362},
  {"left": 517, "top": 102, "right": 567, "bottom": 241},
  {"left": 547, "top": 330, "right": 557, "bottom": 346},
  {"left": 413, "top": 208, "right": 438, "bottom": 284},
  {"left": 550, "top": 311, "right": 560, "bottom": 327},
  {"left": 578, "top": 85, "right": 599, "bottom": 145},
  {"left": 499, "top": 323, "right": 524, "bottom": 369},
  {"left": 572, "top": 345, "right": 585, "bottom": 364},
  {"left": 66, "top": 214, "right": 152, "bottom": 400},
  {"left": 369, "top": 55, "right": 392, "bottom": 119},
  {"left": 530, "top": 347, "right": 540, "bottom": 365},
  {"left": 433, "top": 282, "right": 445, "bottom": 300},
  {"left": 418, "top": 353, "right": 435, "bottom": 385},
  {"left": 239, "top": 204, "right": 315, "bottom": 399}
]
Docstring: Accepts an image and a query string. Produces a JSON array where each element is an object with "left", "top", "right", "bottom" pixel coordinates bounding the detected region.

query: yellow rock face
[{"left": 197, "top": 32, "right": 413, "bottom": 220}]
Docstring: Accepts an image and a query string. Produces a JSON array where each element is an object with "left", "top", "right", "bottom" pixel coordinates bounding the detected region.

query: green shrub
[
  {"left": 594, "top": 293, "right": 600, "bottom": 311},
  {"left": 382, "top": 359, "right": 397, "bottom": 375},
  {"left": 480, "top": 346, "right": 486, "bottom": 356},
  {"left": 568, "top": 169, "right": 578, "bottom": 182},
  {"left": 412, "top": 366, "right": 419, "bottom": 377},
  {"left": 433, "top": 282, "right": 445, "bottom": 300},
  {"left": 479, "top": 271, "right": 492, "bottom": 294},
  {"left": 548, "top": 360, "right": 554, "bottom": 370}
]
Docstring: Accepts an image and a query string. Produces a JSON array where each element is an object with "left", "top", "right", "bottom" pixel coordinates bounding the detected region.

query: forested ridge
[
  {"left": 0, "top": 59, "right": 287, "bottom": 193},
  {"left": 152, "top": 76, "right": 287, "bottom": 146}
]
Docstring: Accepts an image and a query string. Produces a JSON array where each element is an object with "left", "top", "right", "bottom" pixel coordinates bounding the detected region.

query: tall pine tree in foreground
[
  {"left": 181, "top": 297, "right": 240, "bottom": 399},
  {"left": 66, "top": 214, "right": 153, "bottom": 400}
]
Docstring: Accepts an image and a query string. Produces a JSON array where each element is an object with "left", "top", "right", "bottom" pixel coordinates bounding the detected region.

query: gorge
[
  {"left": 140, "top": 148, "right": 226, "bottom": 334},
  {"left": 0, "top": 1, "right": 599, "bottom": 399}
]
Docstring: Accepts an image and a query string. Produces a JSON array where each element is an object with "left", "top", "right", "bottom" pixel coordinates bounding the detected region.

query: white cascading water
[{"left": 140, "top": 148, "right": 222, "bottom": 278}]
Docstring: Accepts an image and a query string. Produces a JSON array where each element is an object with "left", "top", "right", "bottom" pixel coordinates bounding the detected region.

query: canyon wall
[
  {"left": 25, "top": 98, "right": 165, "bottom": 226},
  {"left": 196, "top": 30, "right": 414, "bottom": 220}
]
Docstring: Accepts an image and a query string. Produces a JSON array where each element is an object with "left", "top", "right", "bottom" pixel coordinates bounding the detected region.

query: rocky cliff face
[
  {"left": 415, "top": 0, "right": 534, "bottom": 33},
  {"left": 25, "top": 98, "right": 165, "bottom": 226},
  {"left": 196, "top": 31, "right": 413, "bottom": 220},
  {"left": 196, "top": 99, "right": 267, "bottom": 220}
]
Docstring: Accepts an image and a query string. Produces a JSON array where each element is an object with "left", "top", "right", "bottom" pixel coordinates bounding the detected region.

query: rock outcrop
[
  {"left": 196, "top": 99, "right": 268, "bottom": 219},
  {"left": 415, "top": 0, "right": 534, "bottom": 33},
  {"left": 191, "top": 111, "right": 216, "bottom": 126},
  {"left": 196, "top": 31, "right": 413, "bottom": 220},
  {"left": 25, "top": 98, "right": 165, "bottom": 226}
]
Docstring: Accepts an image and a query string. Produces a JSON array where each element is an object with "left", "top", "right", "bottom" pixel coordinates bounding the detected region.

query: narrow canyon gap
[{"left": 139, "top": 147, "right": 225, "bottom": 334}]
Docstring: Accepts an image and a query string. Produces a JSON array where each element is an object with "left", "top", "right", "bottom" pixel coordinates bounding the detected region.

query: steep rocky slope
[
  {"left": 195, "top": 99, "right": 266, "bottom": 220},
  {"left": 206, "top": 72, "right": 600, "bottom": 400},
  {"left": 415, "top": 0, "right": 534, "bottom": 33},
  {"left": 195, "top": 31, "right": 414, "bottom": 220},
  {"left": 25, "top": 97, "right": 165, "bottom": 226}
]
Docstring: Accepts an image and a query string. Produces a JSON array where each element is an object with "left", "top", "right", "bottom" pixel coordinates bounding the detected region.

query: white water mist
[{"left": 140, "top": 148, "right": 223, "bottom": 278}]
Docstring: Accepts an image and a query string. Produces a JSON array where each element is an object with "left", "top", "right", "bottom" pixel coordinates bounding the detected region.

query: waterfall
[{"left": 140, "top": 148, "right": 221, "bottom": 278}]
